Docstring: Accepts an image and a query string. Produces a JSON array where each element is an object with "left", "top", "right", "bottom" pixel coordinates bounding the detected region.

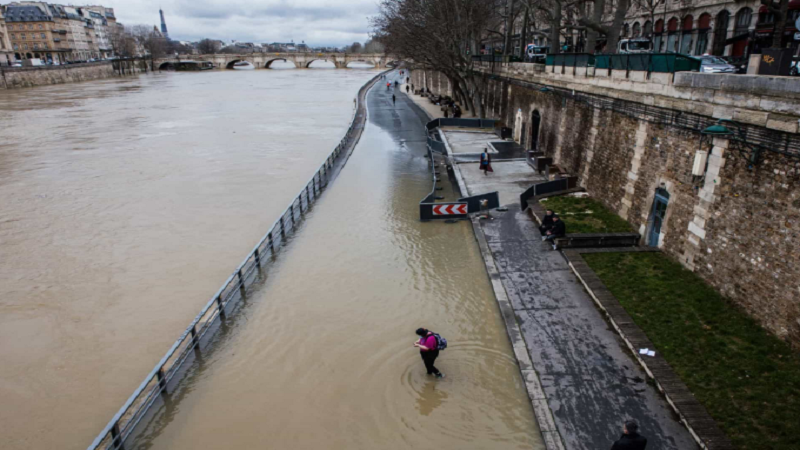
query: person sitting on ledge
[
  {"left": 543, "top": 215, "right": 565, "bottom": 250},
  {"left": 539, "top": 209, "right": 555, "bottom": 236}
]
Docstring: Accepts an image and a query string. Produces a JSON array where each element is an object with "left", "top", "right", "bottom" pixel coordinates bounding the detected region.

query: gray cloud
[{"left": 101, "top": 0, "right": 378, "bottom": 46}]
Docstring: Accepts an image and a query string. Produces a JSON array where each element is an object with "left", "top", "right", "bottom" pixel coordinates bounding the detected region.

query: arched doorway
[
  {"left": 679, "top": 15, "right": 694, "bottom": 54},
  {"left": 529, "top": 110, "right": 541, "bottom": 150},
  {"left": 712, "top": 10, "right": 730, "bottom": 55},
  {"left": 732, "top": 7, "right": 752, "bottom": 57},
  {"left": 696, "top": 14, "right": 712, "bottom": 54},
  {"left": 648, "top": 188, "right": 670, "bottom": 247}
]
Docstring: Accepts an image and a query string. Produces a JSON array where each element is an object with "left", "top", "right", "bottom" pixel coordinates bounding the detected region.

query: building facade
[
  {"left": 621, "top": 0, "right": 800, "bottom": 58},
  {"left": 4, "top": 4, "right": 68, "bottom": 63},
  {"left": 0, "top": 8, "right": 13, "bottom": 65}
]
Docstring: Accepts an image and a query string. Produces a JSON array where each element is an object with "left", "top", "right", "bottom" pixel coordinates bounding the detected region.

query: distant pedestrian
[
  {"left": 406, "top": 76, "right": 409, "bottom": 83},
  {"left": 414, "top": 328, "right": 444, "bottom": 378},
  {"left": 544, "top": 215, "right": 566, "bottom": 250},
  {"left": 611, "top": 420, "right": 647, "bottom": 450},
  {"left": 444, "top": 108, "right": 449, "bottom": 118},
  {"left": 394, "top": 80, "right": 399, "bottom": 88},
  {"left": 392, "top": 94, "right": 396, "bottom": 105},
  {"left": 539, "top": 209, "right": 555, "bottom": 236},
  {"left": 386, "top": 81, "right": 391, "bottom": 90},
  {"left": 406, "top": 85, "right": 410, "bottom": 94},
  {"left": 480, "top": 149, "right": 493, "bottom": 175}
]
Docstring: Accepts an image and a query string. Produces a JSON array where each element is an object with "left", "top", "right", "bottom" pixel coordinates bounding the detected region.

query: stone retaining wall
[
  {"left": 0, "top": 61, "right": 147, "bottom": 89},
  {"left": 412, "top": 68, "right": 800, "bottom": 346}
]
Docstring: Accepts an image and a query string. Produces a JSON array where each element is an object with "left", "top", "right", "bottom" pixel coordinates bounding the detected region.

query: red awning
[
  {"left": 668, "top": 18, "right": 678, "bottom": 32},
  {"left": 698, "top": 14, "right": 711, "bottom": 29},
  {"left": 683, "top": 15, "right": 694, "bottom": 31}
]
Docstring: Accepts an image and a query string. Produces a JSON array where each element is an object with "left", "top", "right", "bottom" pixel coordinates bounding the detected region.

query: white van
[{"left": 617, "top": 38, "right": 653, "bottom": 54}]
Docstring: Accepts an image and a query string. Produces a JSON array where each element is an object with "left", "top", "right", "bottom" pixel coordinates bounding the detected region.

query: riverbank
[
  {"left": 0, "top": 60, "right": 148, "bottom": 89},
  {"left": 407, "top": 89, "right": 698, "bottom": 449}
]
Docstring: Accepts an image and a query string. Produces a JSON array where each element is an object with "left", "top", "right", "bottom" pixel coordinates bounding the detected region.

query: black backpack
[{"left": 431, "top": 332, "right": 448, "bottom": 350}]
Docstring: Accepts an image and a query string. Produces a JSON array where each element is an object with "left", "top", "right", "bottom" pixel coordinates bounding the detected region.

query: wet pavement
[{"left": 418, "top": 97, "right": 698, "bottom": 449}]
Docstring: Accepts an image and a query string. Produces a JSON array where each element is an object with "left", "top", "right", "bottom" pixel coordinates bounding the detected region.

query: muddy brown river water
[{"left": 0, "top": 69, "right": 541, "bottom": 449}]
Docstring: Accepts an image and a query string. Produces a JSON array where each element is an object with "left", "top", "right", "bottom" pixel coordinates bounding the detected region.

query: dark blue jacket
[{"left": 610, "top": 433, "right": 647, "bottom": 450}]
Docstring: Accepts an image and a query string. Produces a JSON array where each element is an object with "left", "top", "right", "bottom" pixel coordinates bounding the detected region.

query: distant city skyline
[{"left": 100, "top": 0, "right": 376, "bottom": 47}]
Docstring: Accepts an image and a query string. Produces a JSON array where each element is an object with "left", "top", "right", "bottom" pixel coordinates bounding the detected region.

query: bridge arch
[
  {"left": 226, "top": 59, "right": 254, "bottom": 70},
  {"left": 265, "top": 58, "right": 296, "bottom": 69},
  {"left": 306, "top": 59, "right": 336, "bottom": 69},
  {"left": 346, "top": 60, "right": 376, "bottom": 68},
  {"left": 386, "top": 60, "right": 399, "bottom": 68},
  {"left": 159, "top": 62, "right": 176, "bottom": 71}
]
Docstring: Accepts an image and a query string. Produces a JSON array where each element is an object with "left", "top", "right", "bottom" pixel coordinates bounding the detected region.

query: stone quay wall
[
  {"left": 0, "top": 60, "right": 148, "bottom": 90},
  {"left": 412, "top": 66, "right": 800, "bottom": 346}
]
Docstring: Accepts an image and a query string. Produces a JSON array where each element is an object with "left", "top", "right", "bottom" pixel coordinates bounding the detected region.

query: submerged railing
[{"left": 87, "top": 72, "right": 382, "bottom": 450}]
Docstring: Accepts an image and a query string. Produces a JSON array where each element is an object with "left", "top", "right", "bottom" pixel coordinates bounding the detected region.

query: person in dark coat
[
  {"left": 610, "top": 420, "right": 647, "bottom": 450},
  {"left": 539, "top": 209, "right": 555, "bottom": 236},
  {"left": 479, "top": 150, "right": 493, "bottom": 175},
  {"left": 543, "top": 215, "right": 565, "bottom": 250}
]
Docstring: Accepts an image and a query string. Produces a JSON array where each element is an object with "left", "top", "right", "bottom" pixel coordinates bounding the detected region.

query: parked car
[
  {"left": 698, "top": 55, "right": 737, "bottom": 74},
  {"left": 720, "top": 56, "right": 748, "bottom": 74}
]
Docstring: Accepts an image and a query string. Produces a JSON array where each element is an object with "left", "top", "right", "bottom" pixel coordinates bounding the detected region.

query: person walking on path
[
  {"left": 406, "top": 85, "right": 410, "bottom": 94},
  {"left": 414, "top": 328, "right": 444, "bottom": 378},
  {"left": 480, "top": 149, "right": 493, "bottom": 175},
  {"left": 392, "top": 94, "right": 396, "bottom": 105},
  {"left": 543, "top": 215, "right": 566, "bottom": 250},
  {"left": 610, "top": 420, "right": 647, "bottom": 450}
]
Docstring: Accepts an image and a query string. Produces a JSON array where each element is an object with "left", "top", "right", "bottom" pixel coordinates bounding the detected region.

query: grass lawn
[
  {"left": 584, "top": 251, "right": 800, "bottom": 450},
  {"left": 539, "top": 195, "right": 633, "bottom": 234}
]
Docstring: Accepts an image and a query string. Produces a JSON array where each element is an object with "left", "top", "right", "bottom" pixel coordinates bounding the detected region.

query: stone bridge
[{"left": 155, "top": 53, "right": 395, "bottom": 70}]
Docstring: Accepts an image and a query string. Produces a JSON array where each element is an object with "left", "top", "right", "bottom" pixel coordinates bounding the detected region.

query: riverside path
[
  {"left": 406, "top": 88, "right": 699, "bottom": 449},
  {"left": 131, "top": 70, "right": 544, "bottom": 449}
]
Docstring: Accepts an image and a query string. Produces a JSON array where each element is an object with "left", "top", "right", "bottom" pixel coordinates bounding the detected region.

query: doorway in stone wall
[
  {"left": 647, "top": 188, "right": 670, "bottom": 247},
  {"left": 530, "top": 110, "right": 541, "bottom": 150}
]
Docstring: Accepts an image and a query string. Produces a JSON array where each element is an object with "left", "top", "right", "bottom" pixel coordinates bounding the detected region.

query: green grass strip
[
  {"left": 539, "top": 196, "right": 633, "bottom": 234},
  {"left": 584, "top": 252, "right": 800, "bottom": 450}
]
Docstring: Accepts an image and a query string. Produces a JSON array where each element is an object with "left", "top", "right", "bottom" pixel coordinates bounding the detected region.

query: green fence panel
[
  {"left": 596, "top": 55, "right": 610, "bottom": 69},
  {"left": 545, "top": 54, "right": 555, "bottom": 65}
]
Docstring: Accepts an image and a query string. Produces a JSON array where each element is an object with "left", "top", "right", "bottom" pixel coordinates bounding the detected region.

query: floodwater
[{"left": 0, "top": 69, "right": 541, "bottom": 449}]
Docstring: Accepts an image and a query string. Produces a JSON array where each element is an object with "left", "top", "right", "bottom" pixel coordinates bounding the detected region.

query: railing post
[
  {"left": 157, "top": 366, "right": 167, "bottom": 391},
  {"left": 268, "top": 232, "right": 275, "bottom": 254},
  {"left": 111, "top": 421, "right": 125, "bottom": 450},
  {"left": 190, "top": 325, "right": 199, "bottom": 346},
  {"left": 254, "top": 247, "right": 261, "bottom": 268},
  {"left": 280, "top": 215, "right": 286, "bottom": 238},
  {"left": 237, "top": 268, "right": 246, "bottom": 296},
  {"left": 298, "top": 195, "right": 304, "bottom": 213},
  {"left": 216, "top": 295, "right": 226, "bottom": 319},
  {"left": 312, "top": 175, "right": 317, "bottom": 194}
]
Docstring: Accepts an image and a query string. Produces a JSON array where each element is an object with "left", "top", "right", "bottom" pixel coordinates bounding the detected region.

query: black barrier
[
  {"left": 520, "top": 177, "right": 578, "bottom": 211},
  {"left": 426, "top": 118, "right": 500, "bottom": 131},
  {"left": 459, "top": 191, "right": 500, "bottom": 213},
  {"left": 427, "top": 135, "right": 447, "bottom": 154}
]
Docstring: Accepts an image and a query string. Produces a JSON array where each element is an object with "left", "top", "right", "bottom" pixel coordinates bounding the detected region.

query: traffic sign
[{"left": 432, "top": 203, "right": 468, "bottom": 215}]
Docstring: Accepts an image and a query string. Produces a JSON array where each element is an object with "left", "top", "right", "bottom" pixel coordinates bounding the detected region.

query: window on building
[
  {"left": 736, "top": 7, "right": 752, "bottom": 28},
  {"left": 28, "top": 25, "right": 33, "bottom": 30},
  {"left": 41, "top": 33, "right": 46, "bottom": 39},
  {"left": 633, "top": 22, "right": 642, "bottom": 37},
  {"left": 13, "top": 44, "right": 19, "bottom": 50},
  {"left": 38, "top": 24, "right": 43, "bottom": 30},
  {"left": 21, "top": 34, "right": 26, "bottom": 40},
  {"left": 23, "top": 44, "right": 28, "bottom": 50}
]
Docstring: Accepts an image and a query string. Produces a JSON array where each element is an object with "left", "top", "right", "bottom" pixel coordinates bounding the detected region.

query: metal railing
[
  {"left": 545, "top": 52, "right": 701, "bottom": 74},
  {"left": 86, "top": 72, "right": 383, "bottom": 450}
]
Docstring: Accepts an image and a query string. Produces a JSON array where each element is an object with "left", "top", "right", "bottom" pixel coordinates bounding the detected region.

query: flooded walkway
[{"left": 134, "top": 73, "right": 544, "bottom": 449}]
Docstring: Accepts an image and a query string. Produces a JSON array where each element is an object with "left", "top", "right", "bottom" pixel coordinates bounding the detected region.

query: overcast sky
[{"left": 102, "top": 0, "right": 378, "bottom": 46}]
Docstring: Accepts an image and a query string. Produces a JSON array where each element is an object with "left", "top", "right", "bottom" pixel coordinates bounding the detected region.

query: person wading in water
[{"left": 414, "top": 328, "right": 444, "bottom": 378}]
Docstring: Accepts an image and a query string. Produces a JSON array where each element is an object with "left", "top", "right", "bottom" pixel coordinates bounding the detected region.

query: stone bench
[{"left": 554, "top": 233, "right": 640, "bottom": 249}]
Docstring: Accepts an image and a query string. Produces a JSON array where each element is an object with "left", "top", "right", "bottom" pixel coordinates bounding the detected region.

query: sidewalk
[{"left": 406, "top": 90, "right": 698, "bottom": 450}]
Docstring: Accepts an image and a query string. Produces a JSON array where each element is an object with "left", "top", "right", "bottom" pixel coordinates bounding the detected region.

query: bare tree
[
  {"left": 762, "top": 0, "right": 791, "bottom": 48},
  {"left": 197, "top": 38, "right": 220, "bottom": 54},
  {"left": 373, "top": 0, "right": 503, "bottom": 117},
  {"left": 364, "top": 38, "right": 386, "bottom": 53},
  {"left": 348, "top": 42, "right": 363, "bottom": 53},
  {"left": 577, "top": 0, "right": 631, "bottom": 53}
]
